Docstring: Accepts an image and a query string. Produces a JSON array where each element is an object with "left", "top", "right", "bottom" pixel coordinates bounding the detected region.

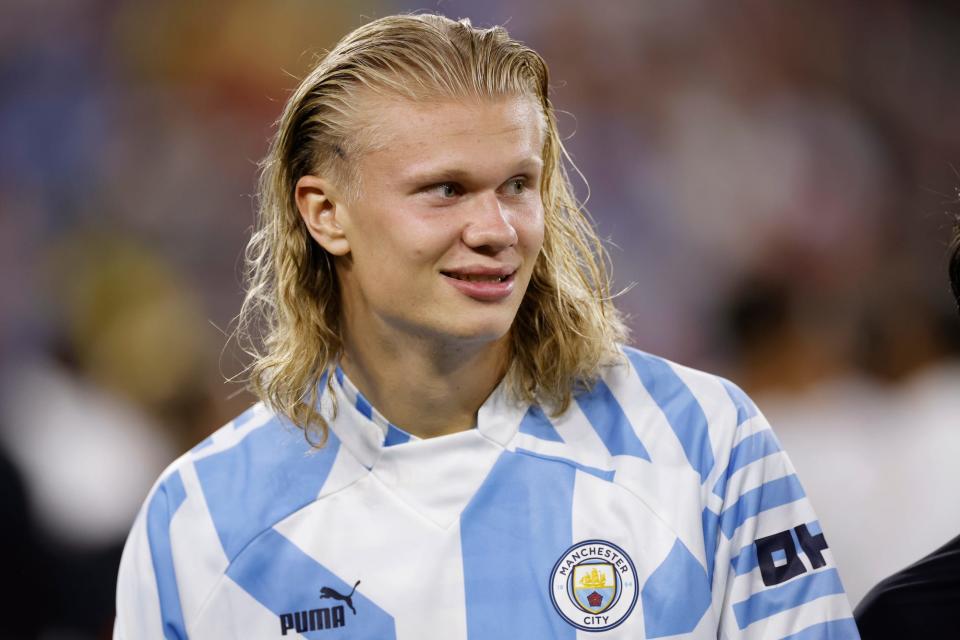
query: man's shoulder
[
  {"left": 598, "top": 345, "right": 761, "bottom": 441},
  {"left": 152, "top": 402, "right": 293, "bottom": 484},
  {"left": 514, "top": 345, "right": 763, "bottom": 485},
  {"left": 188, "top": 401, "right": 286, "bottom": 458},
  {"left": 144, "top": 402, "right": 346, "bottom": 564}
]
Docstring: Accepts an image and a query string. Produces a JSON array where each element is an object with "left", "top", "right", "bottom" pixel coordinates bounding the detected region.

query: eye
[
  {"left": 426, "top": 182, "right": 463, "bottom": 199},
  {"left": 503, "top": 177, "right": 527, "bottom": 196}
]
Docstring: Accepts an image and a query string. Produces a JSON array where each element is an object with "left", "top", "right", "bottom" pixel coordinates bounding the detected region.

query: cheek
[
  {"left": 405, "top": 217, "right": 465, "bottom": 260},
  {"left": 355, "top": 218, "right": 459, "bottom": 285},
  {"left": 518, "top": 204, "right": 546, "bottom": 256}
]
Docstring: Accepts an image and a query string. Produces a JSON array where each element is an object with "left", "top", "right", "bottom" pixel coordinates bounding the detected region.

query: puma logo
[{"left": 319, "top": 580, "right": 361, "bottom": 615}]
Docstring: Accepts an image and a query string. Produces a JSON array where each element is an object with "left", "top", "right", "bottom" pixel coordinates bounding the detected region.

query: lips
[
  {"left": 444, "top": 273, "right": 510, "bottom": 283},
  {"left": 441, "top": 268, "right": 517, "bottom": 301}
]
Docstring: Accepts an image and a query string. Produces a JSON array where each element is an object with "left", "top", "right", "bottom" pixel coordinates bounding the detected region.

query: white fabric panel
[
  {"left": 605, "top": 357, "right": 697, "bottom": 476},
  {"left": 190, "top": 574, "right": 302, "bottom": 639},
  {"left": 316, "top": 440, "right": 369, "bottom": 500},
  {"left": 548, "top": 397, "right": 620, "bottom": 469},
  {"left": 603, "top": 361, "right": 705, "bottom": 547},
  {"left": 274, "top": 474, "right": 469, "bottom": 640},
  {"left": 373, "top": 429, "right": 502, "bottom": 528},
  {"left": 570, "top": 470, "right": 686, "bottom": 639},
  {"left": 667, "top": 362, "right": 737, "bottom": 494},
  {"left": 170, "top": 460, "right": 229, "bottom": 630},
  {"left": 114, "top": 507, "right": 164, "bottom": 640}
]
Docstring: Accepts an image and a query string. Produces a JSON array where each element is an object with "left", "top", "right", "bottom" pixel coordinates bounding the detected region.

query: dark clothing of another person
[
  {"left": 0, "top": 440, "right": 123, "bottom": 639},
  {"left": 855, "top": 534, "right": 960, "bottom": 638},
  {"left": 0, "top": 444, "right": 42, "bottom": 639}
]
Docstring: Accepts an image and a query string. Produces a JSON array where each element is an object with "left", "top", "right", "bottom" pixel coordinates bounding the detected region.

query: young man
[{"left": 115, "top": 14, "right": 860, "bottom": 639}]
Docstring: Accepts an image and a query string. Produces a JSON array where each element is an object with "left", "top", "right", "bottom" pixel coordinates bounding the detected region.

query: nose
[{"left": 462, "top": 193, "right": 519, "bottom": 253}]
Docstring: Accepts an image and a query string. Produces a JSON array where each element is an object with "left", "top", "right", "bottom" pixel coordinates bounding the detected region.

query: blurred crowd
[{"left": 2, "top": 0, "right": 959, "bottom": 637}]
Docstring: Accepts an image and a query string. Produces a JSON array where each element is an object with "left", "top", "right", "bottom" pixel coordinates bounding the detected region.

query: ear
[{"left": 295, "top": 175, "right": 351, "bottom": 256}]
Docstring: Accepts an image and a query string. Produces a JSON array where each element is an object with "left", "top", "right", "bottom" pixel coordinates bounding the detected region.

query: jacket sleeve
[
  {"left": 709, "top": 393, "right": 861, "bottom": 639},
  {"left": 114, "top": 470, "right": 189, "bottom": 640}
]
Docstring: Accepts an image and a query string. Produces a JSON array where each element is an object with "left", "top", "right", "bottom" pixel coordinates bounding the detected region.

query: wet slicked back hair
[{"left": 238, "top": 14, "right": 627, "bottom": 442}]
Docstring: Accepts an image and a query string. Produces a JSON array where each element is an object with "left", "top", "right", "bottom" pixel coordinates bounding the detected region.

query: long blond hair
[{"left": 238, "top": 14, "right": 627, "bottom": 442}]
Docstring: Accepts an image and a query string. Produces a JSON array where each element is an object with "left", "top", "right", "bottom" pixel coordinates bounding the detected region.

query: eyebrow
[{"left": 404, "top": 157, "right": 544, "bottom": 186}]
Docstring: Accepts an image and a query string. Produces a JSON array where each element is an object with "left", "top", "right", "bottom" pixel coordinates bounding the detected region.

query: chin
[{"left": 431, "top": 315, "right": 514, "bottom": 345}]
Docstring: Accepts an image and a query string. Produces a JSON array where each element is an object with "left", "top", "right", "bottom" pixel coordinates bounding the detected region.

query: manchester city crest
[{"left": 549, "top": 540, "right": 638, "bottom": 632}]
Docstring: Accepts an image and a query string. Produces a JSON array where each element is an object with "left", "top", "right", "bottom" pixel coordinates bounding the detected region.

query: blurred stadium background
[{"left": 2, "top": 1, "right": 959, "bottom": 637}]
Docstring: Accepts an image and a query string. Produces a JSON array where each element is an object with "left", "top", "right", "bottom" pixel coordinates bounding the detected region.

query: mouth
[
  {"left": 440, "top": 269, "right": 517, "bottom": 301},
  {"left": 442, "top": 272, "right": 512, "bottom": 283}
]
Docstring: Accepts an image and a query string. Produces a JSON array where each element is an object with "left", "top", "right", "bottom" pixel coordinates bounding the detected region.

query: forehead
[{"left": 354, "top": 94, "right": 546, "bottom": 180}]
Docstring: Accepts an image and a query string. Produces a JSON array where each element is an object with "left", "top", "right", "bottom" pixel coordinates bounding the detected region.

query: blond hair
[{"left": 238, "top": 13, "right": 627, "bottom": 442}]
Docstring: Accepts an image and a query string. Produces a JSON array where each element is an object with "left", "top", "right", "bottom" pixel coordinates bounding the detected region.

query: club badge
[{"left": 549, "top": 539, "right": 638, "bottom": 632}]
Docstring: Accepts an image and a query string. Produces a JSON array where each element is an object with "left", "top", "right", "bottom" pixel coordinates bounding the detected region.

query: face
[{"left": 306, "top": 95, "right": 546, "bottom": 351}]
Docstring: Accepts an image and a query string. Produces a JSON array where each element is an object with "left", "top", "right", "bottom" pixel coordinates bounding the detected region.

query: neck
[{"left": 340, "top": 330, "right": 510, "bottom": 440}]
